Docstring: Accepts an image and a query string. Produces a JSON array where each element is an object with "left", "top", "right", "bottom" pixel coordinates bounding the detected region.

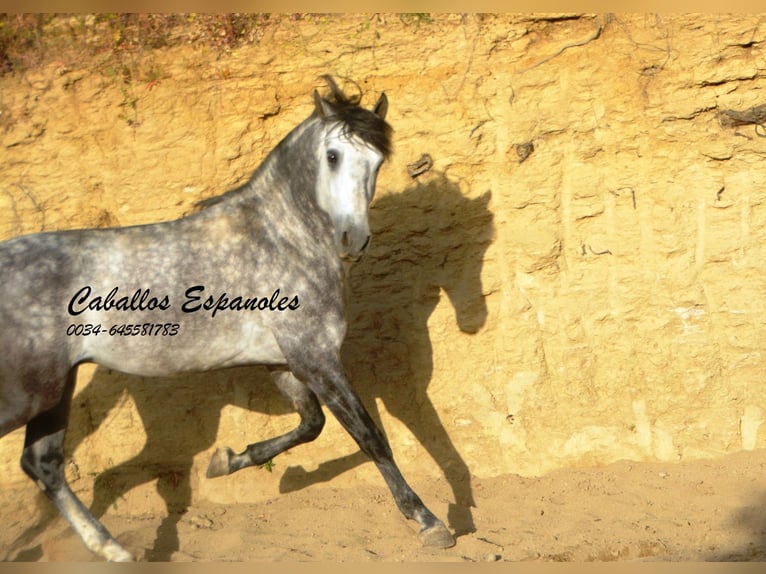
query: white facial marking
[{"left": 316, "top": 124, "right": 384, "bottom": 259}]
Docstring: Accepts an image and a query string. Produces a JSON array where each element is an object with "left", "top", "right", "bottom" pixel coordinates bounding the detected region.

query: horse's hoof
[
  {"left": 206, "top": 447, "right": 233, "bottom": 478},
  {"left": 419, "top": 522, "right": 456, "bottom": 548},
  {"left": 102, "top": 540, "right": 134, "bottom": 562}
]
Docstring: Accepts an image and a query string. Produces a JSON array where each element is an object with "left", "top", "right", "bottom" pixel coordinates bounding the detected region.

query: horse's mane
[{"left": 317, "top": 75, "right": 392, "bottom": 159}]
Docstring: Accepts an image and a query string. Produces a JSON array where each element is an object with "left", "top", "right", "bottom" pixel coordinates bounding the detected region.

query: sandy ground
[
  {"left": 1, "top": 448, "right": 765, "bottom": 562},
  {"left": 0, "top": 15, "right": 765, "bottom": 564}
]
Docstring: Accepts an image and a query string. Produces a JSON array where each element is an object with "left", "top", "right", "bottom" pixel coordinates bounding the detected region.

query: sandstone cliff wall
[{"left": 0, "top": 14, "right": 764, "bottom": 508}]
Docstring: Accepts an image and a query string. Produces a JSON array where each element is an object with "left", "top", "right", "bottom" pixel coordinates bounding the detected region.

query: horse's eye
[{"left": 327, "top": 150, "right": 339, "bottom": 166}]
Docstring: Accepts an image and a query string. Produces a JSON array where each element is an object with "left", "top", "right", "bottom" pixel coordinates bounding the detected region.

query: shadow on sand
[{"left": 706, "top": 489, "right": 766, "bottom": 561}]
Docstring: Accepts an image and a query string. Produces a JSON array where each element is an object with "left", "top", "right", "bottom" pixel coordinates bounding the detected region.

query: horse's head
[{"left": 313, "top": 77, "right": 392, "bottom": 262}]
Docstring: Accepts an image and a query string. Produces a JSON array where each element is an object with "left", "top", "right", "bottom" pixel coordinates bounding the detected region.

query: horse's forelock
[{"left": 318, "top": 77, "right": 392, "bottom": 159}]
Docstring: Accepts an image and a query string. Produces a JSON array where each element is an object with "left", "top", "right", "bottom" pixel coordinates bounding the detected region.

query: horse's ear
[
  {"left": 372, "top": 92, "right": 388, "bottom": 120},
  {"left": 313, "top": 90, "right": 333, "bottom": 118}
]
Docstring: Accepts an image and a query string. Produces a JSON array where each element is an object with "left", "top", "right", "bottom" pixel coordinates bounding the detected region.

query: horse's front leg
[
  {"left": 290, "top": 353, "right": 456, "bottom": 549},
  {"left": 206, "top": 367, "right": 325, "bottom": 477}
]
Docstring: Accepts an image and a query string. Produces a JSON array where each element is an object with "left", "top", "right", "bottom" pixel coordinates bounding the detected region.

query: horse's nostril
[
  {"left": 341, "top": 231, "right": 350, "bottom": 247},
  {"left": 361, "top": 236, "right": 370, "bottom": 251}
]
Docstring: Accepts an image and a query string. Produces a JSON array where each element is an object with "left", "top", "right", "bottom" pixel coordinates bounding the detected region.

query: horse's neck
[
  {"left": 226, "top": 117, "right": 335, "bottom": 239},
  {"left": 253, "top": 119, "right": 324, "bottom": 208},
  {"left": 191, "top": 115, "right": 331, "bottom": 242}
]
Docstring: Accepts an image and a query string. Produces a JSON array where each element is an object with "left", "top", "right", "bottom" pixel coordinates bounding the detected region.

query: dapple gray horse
[{"left": 0, "top": 76, "right": 455, "bottom": 561}]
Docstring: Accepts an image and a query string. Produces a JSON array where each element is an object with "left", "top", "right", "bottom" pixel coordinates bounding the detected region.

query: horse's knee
[
  {"left": 301, "top": 406, "right": 325, "bottom": 442},
  {"left": 289, "top": 381, "right": 325, "bottom": 442}
]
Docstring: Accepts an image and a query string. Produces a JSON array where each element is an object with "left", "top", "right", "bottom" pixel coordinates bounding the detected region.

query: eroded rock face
[{"left": 0, "top": 15, "right": 764, "bottom": 506}]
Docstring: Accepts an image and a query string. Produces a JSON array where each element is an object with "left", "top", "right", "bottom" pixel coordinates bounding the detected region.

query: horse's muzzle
[{"left": 338, "top": 230, "right": 371, "bottom": 262}]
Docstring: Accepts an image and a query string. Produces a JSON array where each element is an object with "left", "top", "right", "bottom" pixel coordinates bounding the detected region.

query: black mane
[{"left": 317, "top": 75, "right": 393, "bottom": 159}]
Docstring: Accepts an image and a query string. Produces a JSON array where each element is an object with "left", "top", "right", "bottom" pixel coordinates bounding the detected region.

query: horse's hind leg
[
  {"left": 206, "top": 368, "right": 325, "bottom": 477},
  {"left": 20, "top": 370, "right": 133, "bottom": 562}
]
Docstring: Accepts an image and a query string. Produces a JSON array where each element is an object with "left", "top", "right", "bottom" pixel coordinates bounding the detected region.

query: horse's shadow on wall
[
  {"left": 288, "top": 175, "right": 493, "bottom": 536},
  {"left": 10, "top": 174, "right": 493, "bottom": 561}
]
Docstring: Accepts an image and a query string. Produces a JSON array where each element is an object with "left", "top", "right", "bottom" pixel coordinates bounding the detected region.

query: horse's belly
[{"left": 73, "top": 320, "right": 287, "bottom": 377}]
